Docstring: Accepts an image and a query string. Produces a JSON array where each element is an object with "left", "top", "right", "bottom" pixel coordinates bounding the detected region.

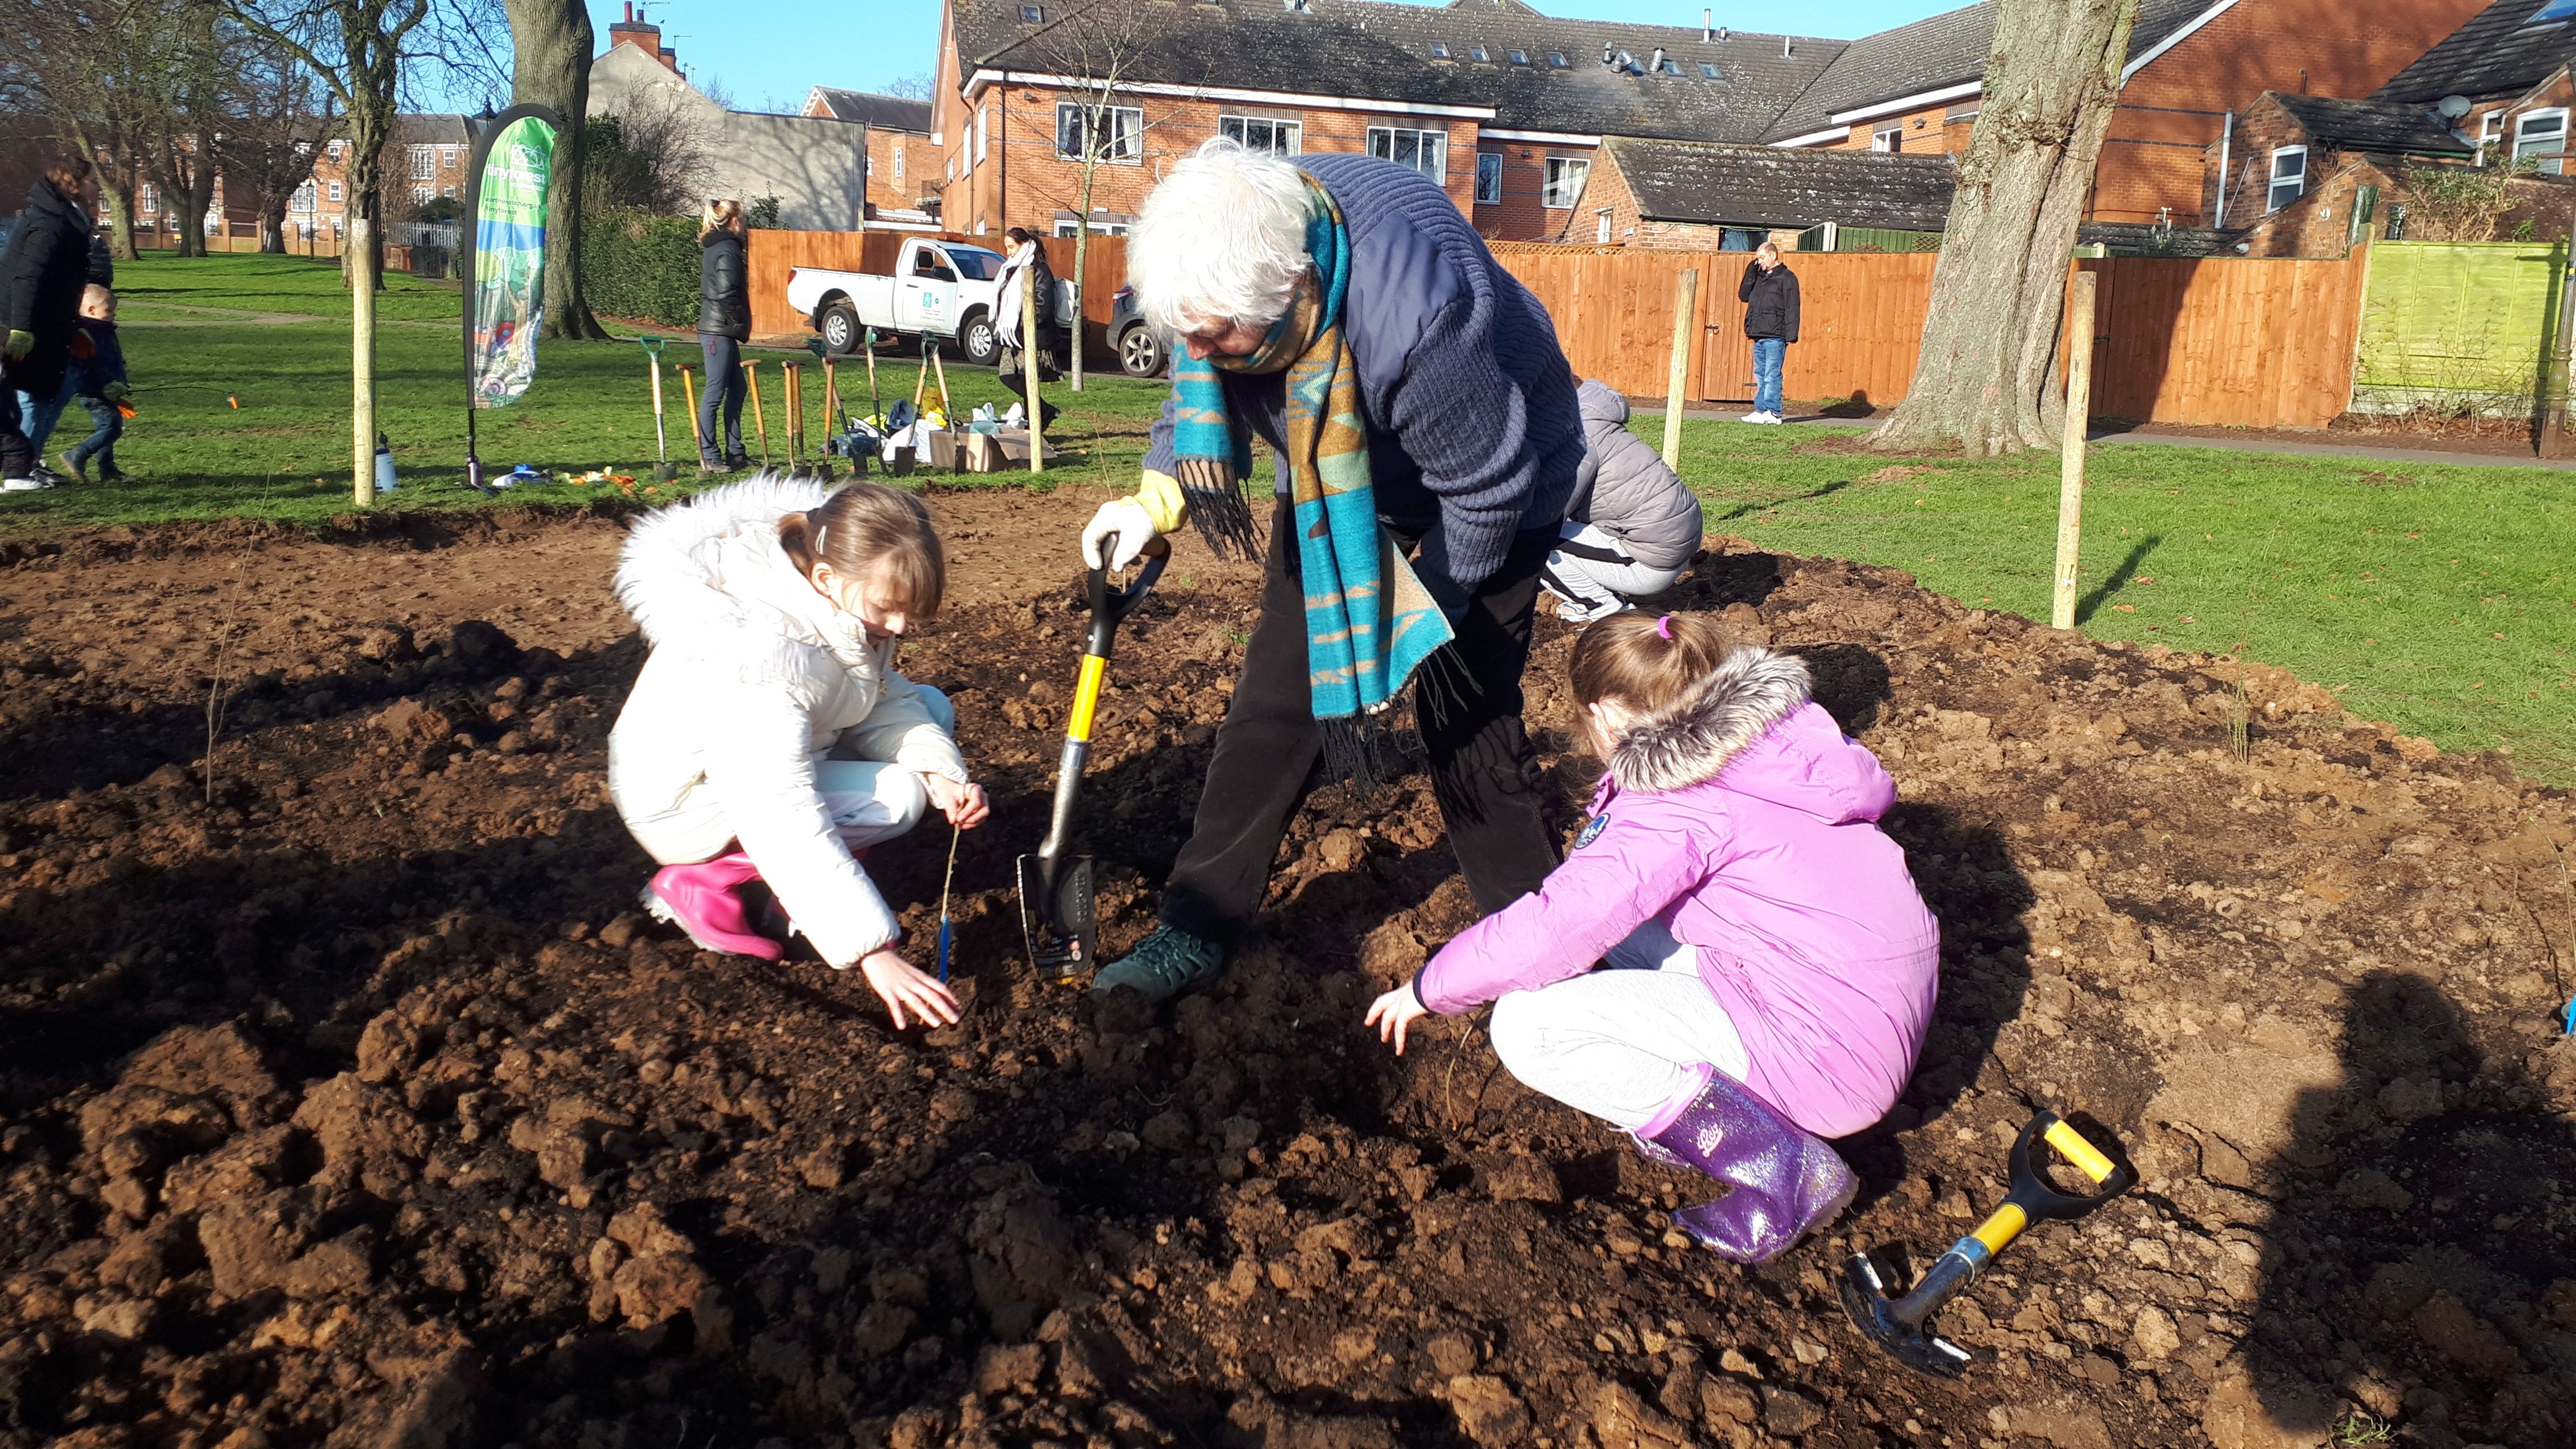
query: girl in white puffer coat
[{"left": 608, "top": 475, "right": 986, "bottom": 1029}]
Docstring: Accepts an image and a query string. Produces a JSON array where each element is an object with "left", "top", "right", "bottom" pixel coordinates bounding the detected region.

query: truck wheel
[
  {"left": 1117, "top": 322, "right": 1167, "bottom": 378},
  {"left": 958, "top": 311, "right": 1001, "bottom": 367},
  {"left": 818, "top": 302, "right": 860, "bottom": 354}
]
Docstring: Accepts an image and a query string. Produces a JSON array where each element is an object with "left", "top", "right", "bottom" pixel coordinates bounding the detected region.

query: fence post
[
  {"left": 2542, "top": 231, "right": 2576, "bottom": 458},
  {"left": 1661, "top": 268, "right": 1700, "bottom": 471},
  {"left": 2051, "top": 271, "right": 2100, "bottom": 631}
]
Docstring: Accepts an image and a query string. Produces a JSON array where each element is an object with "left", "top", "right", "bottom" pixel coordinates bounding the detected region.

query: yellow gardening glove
[{"left": 1081, "top": 470, "right": 1189, "bottom": 569}]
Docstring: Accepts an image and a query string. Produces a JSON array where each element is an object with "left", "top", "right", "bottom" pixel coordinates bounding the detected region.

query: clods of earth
[{"left": 1, "top": 487, "right": 2572, "bottom": 1449}]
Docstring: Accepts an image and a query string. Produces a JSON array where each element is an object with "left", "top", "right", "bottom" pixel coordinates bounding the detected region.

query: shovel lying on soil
[
  {"left": 1840, "top": 1110, "right": 2132, "bottom": 1377},
  {"left": 1019, "top": 534, "right": 1171, "bottom": 982}
]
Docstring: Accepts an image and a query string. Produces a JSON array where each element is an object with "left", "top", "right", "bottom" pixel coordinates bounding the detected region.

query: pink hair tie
[{"left": 1655, "top": 614, "right": 1674, "bottom": 640}]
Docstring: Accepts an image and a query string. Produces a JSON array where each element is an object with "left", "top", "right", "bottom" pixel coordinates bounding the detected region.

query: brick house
[
  {"left": 1581, "top": 139, "right": 1955, "bottom": 251},
  {"left": 927, "top": 0, "right": 1846, "bottom": 242},
  {"left": 2212, "top": 92, "right": 2494, "bottom": 254},
  {"left": 1758, "top": 0, "right": 2493, "bottom": 227},
  {"left": 804, "top": 88, "right": 944, "bottom": 229},
  {"left": 2374, "top": 0, "right": 2576, "bottom": 173}
]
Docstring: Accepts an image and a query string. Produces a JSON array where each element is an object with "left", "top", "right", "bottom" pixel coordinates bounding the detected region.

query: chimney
[
  {"left": 1781, "top": 35, "right": 1792, "bottom": 58},
  {"left": 1649, "top": 46, "right": 1666, "bottom": 74},
  {"left": 607, "top": 2, "right": 678, "bottom": 73},
  {"left": 1602, "top": 41, "right": 1615, "bottom": 67},
  {"left": 1702, "top": 9, "right": 1712, "bottom": 42}
]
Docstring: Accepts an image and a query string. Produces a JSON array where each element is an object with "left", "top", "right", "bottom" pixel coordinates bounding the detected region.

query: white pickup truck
[{"left": 788, "top": 236, "right": 1072, "bottom": 366}]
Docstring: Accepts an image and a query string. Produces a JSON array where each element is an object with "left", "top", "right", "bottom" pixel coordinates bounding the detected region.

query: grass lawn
[{"left": 9, "top": 253, "right": 2571, "bottom": 779}]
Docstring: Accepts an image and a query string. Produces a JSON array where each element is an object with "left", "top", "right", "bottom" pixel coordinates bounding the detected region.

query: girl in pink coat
[{"left": 1366, "top": 611, "right": 1939, "bottom": 1262}]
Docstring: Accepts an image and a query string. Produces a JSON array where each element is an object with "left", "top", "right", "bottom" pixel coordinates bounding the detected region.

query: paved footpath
[{"left": 1629, "top": 402, "right": 2576, "bottom": 472}]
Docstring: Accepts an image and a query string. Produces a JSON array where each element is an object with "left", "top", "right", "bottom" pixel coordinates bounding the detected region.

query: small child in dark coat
[{"left": 59, "top": 285, "right": 129, "bottom": 482}]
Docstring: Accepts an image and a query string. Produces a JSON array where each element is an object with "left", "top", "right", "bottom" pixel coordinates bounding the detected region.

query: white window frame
[
  {"left": 2266, "top": 144, "right": 2307, "bottom": 211},
  {"left": 440, "top": 145, "right": 457, "bottom": 169},
  {"left": 1367, "top": 125, "right": 1447, "bottom": 182},
  {"left": 1219, "top": 115, "right": 1301, "bottom": 155},
  {"left": 290, "top": 180, "right": 316, "bottom": 214},
  {"left": 411, "top": 184, "right": 434, "bottom": 204},
  {"left": 1595, "top": 207, "right": 1612, "bottom": 244},
  {"left": 139, "top": 183, "right": 158, "bottom": 213},
  {"left": 327, "top": 181, "right": 344, "bottom": 203},
  {"left": 410, "top": 145, "right": 435, "bottom": 181},
  {"left": 1541, "top": 155, "right": 1589, "bottom": 209},
  {"left": 328, "top": 140, "right": 345, "bottom": 162},
  {"left": 1547, "top": 51, "right": 1568, "bottom": 67},
  {"left": 2516, "top": 107, "right": 2568, "bottom": 173},
  {"left": 1056, "top": 102, "right": 1144, "bottom": 164},
  {"left": 1872, "top": 125, "right": 1903, "bottom": 153},
  {"left": 892, "top": 146, "right": 904, "bottom": 180},
  {"left": 976, "top": 105, "right": 988, "bottom": 163},
  {"left": 1474, "top": 151, "right": 1502, "bottom": 205},
  {"left": 1054, "top": 219, "right": 1129, "bottom": 237}
]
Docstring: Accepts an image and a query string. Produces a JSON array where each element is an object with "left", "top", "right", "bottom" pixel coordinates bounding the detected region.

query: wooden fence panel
[
  {"left": 1038, "top": 233, "right": 1128, "bottom": 353},
  {"left": 2084, "top": 255, "right": 2363, "bottom": 428}
]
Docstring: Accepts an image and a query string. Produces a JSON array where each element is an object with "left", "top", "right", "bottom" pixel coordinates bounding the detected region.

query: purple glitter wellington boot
[{"left": 1635, "top": 1064, "right": 1859, "bottom": 1264}]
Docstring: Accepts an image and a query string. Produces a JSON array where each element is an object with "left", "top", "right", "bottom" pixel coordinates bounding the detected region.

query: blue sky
[{"left": 591, "top": 0, "right": 1964, "bottom": 112}]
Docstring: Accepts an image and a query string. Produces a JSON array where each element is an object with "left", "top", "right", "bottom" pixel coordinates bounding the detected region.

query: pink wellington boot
[{"left": 643, "top": 851, "right": 785, "bottom": 961}]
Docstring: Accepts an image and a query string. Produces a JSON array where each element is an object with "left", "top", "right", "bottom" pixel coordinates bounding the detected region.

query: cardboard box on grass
[{"left": 964, "top": 429, "right": 1063, "bottom": 472}]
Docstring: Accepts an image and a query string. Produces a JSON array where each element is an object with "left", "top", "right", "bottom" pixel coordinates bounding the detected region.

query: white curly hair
[{"left": 1126, "top": 137, "right": 1316, "bottom": 337}]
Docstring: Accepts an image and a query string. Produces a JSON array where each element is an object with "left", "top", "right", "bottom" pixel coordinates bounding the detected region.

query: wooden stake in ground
[
  {"left": 2051, "top": 271, "right": 2100, "bottom": 630},
  {"left": 1868, "top": 0, "right": 2140, "bottom": 457},
  {"left": 678, "top": 365, "right": 702, "bottom": 458},
  {"left": 1661, "top": 267, "right": 1700, "bottom": 472},
  {"left": 743, "top": 358, "right": 771, "bottom": 466},
  {"left": 1023, "top": 269, "right": 1045, "bottom": 475},
  {"left": 784, "top": 361, "right": 804, "bottom": 470}
]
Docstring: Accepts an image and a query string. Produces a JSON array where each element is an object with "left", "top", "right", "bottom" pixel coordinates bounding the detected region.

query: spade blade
[{"left": 1016, "top": 853, "right": 1096, "bottom": 981}]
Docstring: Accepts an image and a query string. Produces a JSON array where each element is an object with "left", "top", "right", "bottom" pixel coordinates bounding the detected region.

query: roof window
[
  {"left": 2530, "top": 0, "right": 2576, "bottom": 23},
  {"left": 1430, "top": 42, "right": 1450, "bottom": 58},
  {"left": 1470, "top": 45, "right": 1489, "bottom": 61},
  {"left": 1699, "top": 63, "right": 1721, "bottom": 78},
  {"left": 1019, "top": 3, "right": 1042, "bottom": 19},
  {"left": 1509, "top": 49, "right": 1529, "bottom": 64},
  {"left": 1547, "top": 51, "right": 1568, "bottom": 67}
]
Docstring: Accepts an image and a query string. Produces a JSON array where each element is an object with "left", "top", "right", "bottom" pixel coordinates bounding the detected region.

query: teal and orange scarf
[{"left": 1167, "top": 181, "right": 1454, "bottom": 767}]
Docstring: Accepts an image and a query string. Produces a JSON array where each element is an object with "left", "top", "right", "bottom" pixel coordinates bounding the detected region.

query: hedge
[{"left": 583, "top": 210, "right": 699, "bottom": 328}]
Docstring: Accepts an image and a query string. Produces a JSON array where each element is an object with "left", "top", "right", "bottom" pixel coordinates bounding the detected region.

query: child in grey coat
[{"left": 1542, "top": 380, "right": 1706, "bottom": 623}]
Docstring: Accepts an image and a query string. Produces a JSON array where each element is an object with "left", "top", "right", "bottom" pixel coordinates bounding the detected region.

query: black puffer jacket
[
  {"left": 1739, "top": 259, "right": 1800, "bottom": 343},
  {"left": 699, "top": 228, "right": 750, "bottom": 341},
  {"left": 1, "top": 177, "right": 98, "bottom": 396}
]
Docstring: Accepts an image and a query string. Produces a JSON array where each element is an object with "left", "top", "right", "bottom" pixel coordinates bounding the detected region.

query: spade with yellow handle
[{"left": 1840, "top": 1110, "right": 2132, "bottom": 1377}]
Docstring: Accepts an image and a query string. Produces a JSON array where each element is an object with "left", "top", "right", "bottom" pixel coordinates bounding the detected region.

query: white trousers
[
  {"left": 1540, "top": 522, "right": 1689, "bottom": 624},
  {"left": 647, "top": 686, "right": 953, "bottom": 863},
  {"left": 1486, "top": 918, "right": 1750, "bottom": 1131}
]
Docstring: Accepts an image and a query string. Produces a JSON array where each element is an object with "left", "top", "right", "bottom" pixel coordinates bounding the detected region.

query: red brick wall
[
  {"left": 1823, "top": 105, "right": 1975, "bottom": 157},
  {"left": 1471, "top": 141, "right": 1599, "bottom": 243},
  {"left": 865, "top": 130, "right": 940, "bottom": 216}
]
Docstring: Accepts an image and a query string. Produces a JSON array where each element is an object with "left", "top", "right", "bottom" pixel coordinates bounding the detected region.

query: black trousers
[{"left": 1159, "top": 501, "right": 1561, "bottom": 944}]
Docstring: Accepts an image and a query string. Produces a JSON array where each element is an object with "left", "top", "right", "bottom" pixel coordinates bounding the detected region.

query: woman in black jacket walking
[
  {"left": 3, "top": 166, "right": 100, "bottom": 490},
  {"left": 1737, "top": 240, "right": 1799, "bottom": 425},
  {"left": 697, "top": 199, "right": 751, "bottom": 471}
]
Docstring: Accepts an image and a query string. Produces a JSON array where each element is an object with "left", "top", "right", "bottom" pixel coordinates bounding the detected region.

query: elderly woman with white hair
[{"left": 1081, "top": 138, "right": 1586, "bottom": 1005}]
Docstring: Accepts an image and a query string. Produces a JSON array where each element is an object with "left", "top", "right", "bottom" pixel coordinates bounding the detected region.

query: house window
[
  {"left": 1595, "top": 208, "right": 1612, "bottom": 244},
  {"left": 893, "top": 148, "right": 904, "bottom": 179},
  {"left": 977, "top": 105, "right": 988, "bottom": 163},
  {"left": 1469, "top": 46, "right": 1488, "bottom": 61},
  {"left": 441, "top": 185, "right": 454, "bottom": 199},
  {"left": 1658, "top": 57, "right": 1682, "bottom": 75},
  {"left": 1872, "top": 126, "right": 1902, "bottom": 153},
  {"left": 328, "top": 140, "right": 344, "bottom": 161},
  {"left": 1509, "top": 50, "right": 1528, "bottom": 64},
  {"left": 1020, "top": 3, "right": 1043, "bottom": 18},
  {"left": 328, "top": 181, "right": 344, "bottom": 202},
  {"left": 1699, "top": 63, "right": 1722, "bottom": 78},
  {"left": 1056, "top": 102, "right": 1143, "bottom": 163},
  {"left": 1054, "top": 219, "right": 1129, "bottom": 236},
  {"left": 412, "top": 185, "right": 434, "bottom": 204},
  {"left": 1541, "top": 156, "right": 1589, "bottom": 209},
  {"left": 410, "top": 145, "right": 435, "bottom": 180},
  {"left": 1475, "top": 152, "right": 1502, "bottom": 205},
  {"left": 2478, "top": 110, "right": 2504, "bottom": 163},
  {"left": 441, "top": 145, "right": 457, "bottom": 168},
  {"left": 2266, "top": 145, "right": 2307, "bottom": 210},
  {"left": 2526, "top": 0, "right": 2576, "bottom": 23},
  {"left": 1368, "top": 125, "right": 1447, "bottom": 180},
  {"left": 1220, "top": 115, "right": 1301, "bottom": 155},
  {"left": 1429, "top": 42, "right": 1449, "bottom": 58},
  {"left": 290, "top": 180, "right": 316, "bottom": 214},
  {"left": 1547, "top": 52, "right": 1568, "bottom": 66},
  {"left": 2516, "top": 108, "right": 2568, "bottom": 173}
]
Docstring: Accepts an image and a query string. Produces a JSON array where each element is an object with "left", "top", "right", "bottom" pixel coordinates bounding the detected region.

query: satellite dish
[{"left": 2437, "top": 94, "right": 2473, "bottom": 119}]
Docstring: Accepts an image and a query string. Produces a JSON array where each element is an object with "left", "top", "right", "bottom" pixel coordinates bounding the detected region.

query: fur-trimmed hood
[
  {"left": 1608, "top": 647, "right": 1812, "bottom": 794},
  {"left": 613, "top": 474, "right": 871, "bottom": 671}
]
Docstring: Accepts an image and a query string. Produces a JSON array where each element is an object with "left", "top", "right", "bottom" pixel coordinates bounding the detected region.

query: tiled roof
[
  {"left": 2269, "top": 92, "right": 2474, "bottom": 154},
  {"left": 809, "top": 88, "right": 936, "bottom": 131},
  {"left": 953, "top": 0, "right": 1848, "bottom": 143},
  {"left": 2373, "top": 0, "right": 2576, "bottom": 103},
  {"left": 391, "top": 115, "right": 474, "bottom": 146},
  {"left": 1603, "top": 136, "right": 1957, "bottom": 229},
  {"left": 1758, "top": 0, "right": 2222, "bottom": 143}
]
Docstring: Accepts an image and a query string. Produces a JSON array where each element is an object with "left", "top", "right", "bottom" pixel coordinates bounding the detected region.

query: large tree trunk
[
  {"left": 503, "top": 0, "right": 607, "bottom": 340},
  {"left": 1868, "top": 0, "right": 2138, "bottom": 457},
  {"left": 101, "top": 176, "right": 139, "bottom": 262}
]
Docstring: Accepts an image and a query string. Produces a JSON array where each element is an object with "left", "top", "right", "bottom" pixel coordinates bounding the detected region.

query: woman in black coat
[
  {"left": 696, "top": 199, "right": 751, "bottom": 471},
  {"left": 3, "top": 166, "right": 100, "bottom": 490}
]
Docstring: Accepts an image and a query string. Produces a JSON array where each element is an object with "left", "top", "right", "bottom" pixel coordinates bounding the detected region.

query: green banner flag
[{"left": 468, "top": 113, "right": 558, "bottom": 409}]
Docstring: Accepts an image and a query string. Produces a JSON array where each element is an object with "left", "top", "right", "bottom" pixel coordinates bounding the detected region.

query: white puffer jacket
[{"left": 607, "top": 476, "right": 967, "bottom": 965}]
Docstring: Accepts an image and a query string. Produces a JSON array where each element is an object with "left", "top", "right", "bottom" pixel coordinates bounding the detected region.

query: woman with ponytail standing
[
  {"left": 696, "top": 199, "right": 752, "bottom": 471},
  {"left": 608, "top": 476, "right": 988, "bottom": 1028}
]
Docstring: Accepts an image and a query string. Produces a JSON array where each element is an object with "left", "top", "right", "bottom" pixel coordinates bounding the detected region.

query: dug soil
[{"left": 2, "top": 487, "right": 2572, "bottom": 1449}]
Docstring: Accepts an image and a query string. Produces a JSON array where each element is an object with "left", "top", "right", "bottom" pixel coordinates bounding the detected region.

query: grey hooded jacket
[{"left": 1566, "top": 379, "right": 1704, "bottom": 570}]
